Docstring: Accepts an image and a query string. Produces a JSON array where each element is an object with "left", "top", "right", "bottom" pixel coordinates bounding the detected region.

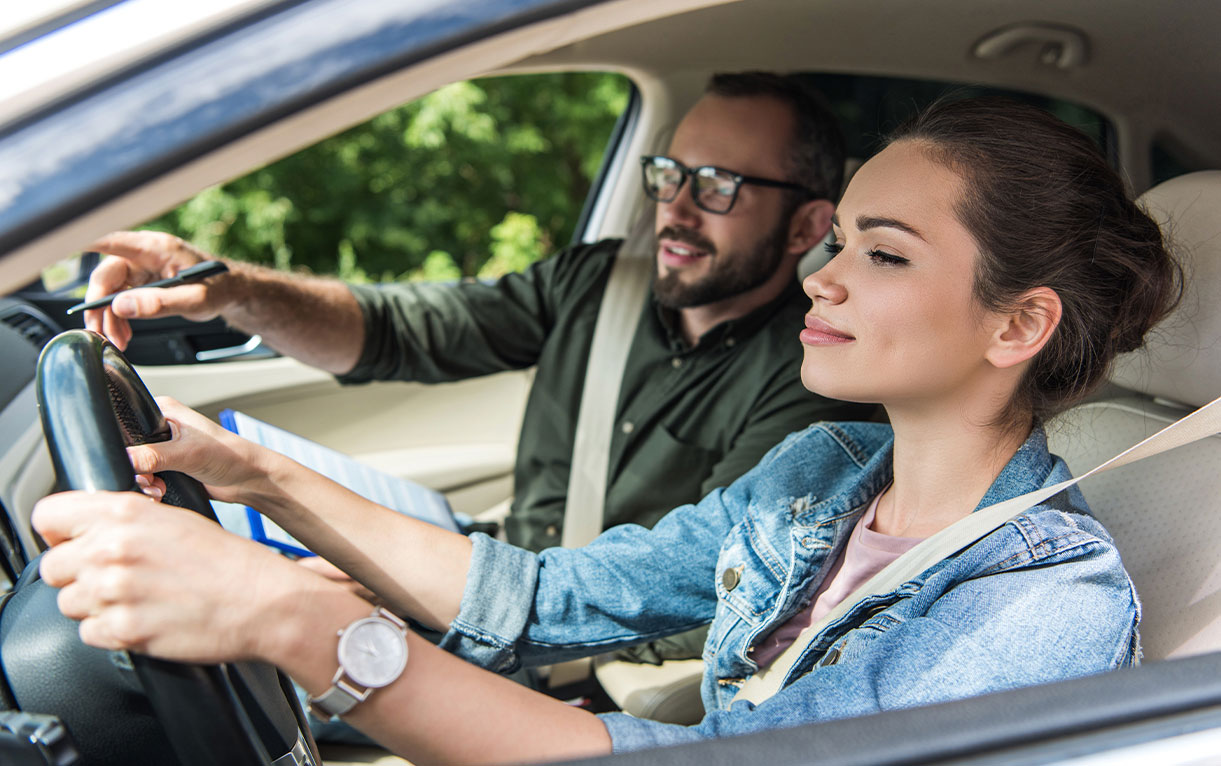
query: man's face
[{"left": 653, "top": 94, "right": 801, "bottom": 309}]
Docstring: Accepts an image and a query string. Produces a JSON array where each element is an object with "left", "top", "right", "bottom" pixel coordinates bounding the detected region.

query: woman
[{"left": 32, "top": 98, "right": 1181, "bottom": 763}]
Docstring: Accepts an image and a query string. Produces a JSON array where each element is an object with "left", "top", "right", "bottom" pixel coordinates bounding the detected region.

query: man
[{"left": 84, "top": 72, "right": 870, "bottom": 559}]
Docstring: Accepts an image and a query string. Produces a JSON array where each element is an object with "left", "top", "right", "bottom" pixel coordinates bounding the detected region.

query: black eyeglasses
[{"left": 640, "top": 155, "right": 813, "bottom": 214}]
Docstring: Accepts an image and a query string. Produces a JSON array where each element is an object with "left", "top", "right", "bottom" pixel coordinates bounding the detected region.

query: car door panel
[{"left": 137, "top": 358, "right": 531, "bottom": 517}]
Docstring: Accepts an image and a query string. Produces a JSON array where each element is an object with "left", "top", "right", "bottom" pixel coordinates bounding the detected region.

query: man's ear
[
  {"left": 985, "top": 287, "right": 1063, "bottom": 369},
  {"left": 787, "top": 199, "right": 835, "bottom": 255}
]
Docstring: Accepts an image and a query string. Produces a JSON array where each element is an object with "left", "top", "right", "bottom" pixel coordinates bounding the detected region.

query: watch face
[{"left": 337, "top": 617, "right": 408, "bottom": 688}]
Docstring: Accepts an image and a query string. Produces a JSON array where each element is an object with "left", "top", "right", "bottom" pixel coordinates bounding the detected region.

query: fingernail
[{"left": 113, "top": 294, "right": 136, "bottom": 314}]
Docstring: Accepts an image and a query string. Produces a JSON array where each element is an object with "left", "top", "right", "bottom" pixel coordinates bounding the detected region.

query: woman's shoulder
[
  {"left": 765, "top": 420, "right": 894, "bottom": 466},
  {"left": 736, "top": 421, "right": 894, "bottom": 503}
]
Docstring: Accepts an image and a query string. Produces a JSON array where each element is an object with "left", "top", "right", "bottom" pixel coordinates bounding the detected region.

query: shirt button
[
  {"left": 725, "top": 337, "right": 736, "bottom": 348},
  {"left": 722, "top": 566, "right": 742, "bottom": 591},
  {"left": 671, "top": 357, "right": 683, "bottom": 369},
  {"left": 545, "top": 525, "right": 558, "bottom": 537},
  {"left": 621, "top": 421, "right": 635, "bottom": 434}
]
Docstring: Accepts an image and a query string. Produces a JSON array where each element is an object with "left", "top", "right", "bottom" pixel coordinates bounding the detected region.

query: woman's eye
[
  {"left": 823, "top": 241, "right": 844, "bottom": 258},
  {"left": 866, "top": 249, "right": 909, "bottom": 266}
]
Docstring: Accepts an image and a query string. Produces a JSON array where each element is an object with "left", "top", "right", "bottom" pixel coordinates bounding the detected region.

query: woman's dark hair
[{"left": 887, "top": 97, "right": 1182, "bottom": 428}]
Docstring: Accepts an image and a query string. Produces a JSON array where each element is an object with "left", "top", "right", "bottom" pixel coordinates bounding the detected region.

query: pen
[{"left": 66, "top": 261, "right": 229, "bottom": 316}]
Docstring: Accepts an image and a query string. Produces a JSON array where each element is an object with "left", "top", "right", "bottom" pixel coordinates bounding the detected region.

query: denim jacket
[{"left": 440, "top": 422, "right": 1141, "bottom": 753}]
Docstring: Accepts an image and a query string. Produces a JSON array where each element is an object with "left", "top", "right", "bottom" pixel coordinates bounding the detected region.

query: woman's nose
[{"left": 803, "top": 263, "right": 847, "bottom": 305}]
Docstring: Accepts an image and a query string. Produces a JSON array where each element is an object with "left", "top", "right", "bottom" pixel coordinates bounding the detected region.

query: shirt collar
[
  {"left": 973, "top": 426, "right": 1056, "bottom": 512},
  {"left": 835, "top": 424, "right": 1058, "bottom": 519}
]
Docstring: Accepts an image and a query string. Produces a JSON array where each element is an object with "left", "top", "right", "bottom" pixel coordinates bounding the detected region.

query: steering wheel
[{"left": 0, "top": 330, "right": 317, "bottom": 766}]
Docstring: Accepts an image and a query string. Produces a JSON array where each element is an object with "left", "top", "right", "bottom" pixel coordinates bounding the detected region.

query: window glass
[
  {"left": 798, "top": 73, "right": 1111, "bottom": 181},
  {"left": 1151, "top": 135, "right": 1202, "bottom": 187},
  {"left": 139, "top": 72, "right": 633, "bottom": 283},
  {"left": 38, "top": 253, "right": 85, "bottom": 293}
]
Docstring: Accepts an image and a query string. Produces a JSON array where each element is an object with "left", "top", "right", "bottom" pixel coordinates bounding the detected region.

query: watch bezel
[{"left": 336, "top": 613, "right": 409, "bottom": 688}]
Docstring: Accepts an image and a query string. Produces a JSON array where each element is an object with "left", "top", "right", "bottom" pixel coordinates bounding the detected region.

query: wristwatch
[{"left": 307, "top": 607, "right": 409, "bottom": 718}]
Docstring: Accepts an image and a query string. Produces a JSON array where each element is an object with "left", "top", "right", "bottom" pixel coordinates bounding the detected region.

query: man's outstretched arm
[{"left": 84, "top": 230, "right": 365, "bottom": 374}]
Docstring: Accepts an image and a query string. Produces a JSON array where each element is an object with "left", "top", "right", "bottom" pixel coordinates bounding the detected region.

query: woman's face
[{"left": 800, "top": 140, "right": 1002, "bottom": 409}]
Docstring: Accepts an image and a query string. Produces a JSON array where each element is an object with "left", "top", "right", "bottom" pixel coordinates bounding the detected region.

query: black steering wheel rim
[{"left": 29, "top": 329, "right": 315, "bottom": 766}]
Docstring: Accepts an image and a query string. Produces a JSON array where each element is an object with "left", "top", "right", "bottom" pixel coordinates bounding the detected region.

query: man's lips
[
  {"left": 801, "top": 316, "right": 855, "bottom": 345},
  {"left": 659, "top": 238, "right": 710, "bottom": 265}
]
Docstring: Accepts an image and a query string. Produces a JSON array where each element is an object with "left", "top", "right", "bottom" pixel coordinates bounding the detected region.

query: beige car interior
[
  {"left": 1049, "top": 171, "right": 1221, "bottom": 662},
  {"left": 2, "top": 0, "right": 1220, "bottom": 762}
]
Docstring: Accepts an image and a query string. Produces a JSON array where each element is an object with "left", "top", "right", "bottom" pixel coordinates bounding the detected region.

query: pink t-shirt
[{"left": 751, "top": 492, "right": 925, "bottom": 668}]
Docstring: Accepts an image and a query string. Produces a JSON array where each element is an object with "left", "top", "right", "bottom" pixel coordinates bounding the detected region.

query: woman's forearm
[
  {"left": 265, "top": 584, "right": 612, "bottom": 764},
  {"left": 243, "top": 450, "right": 474, "bottom": 630}
]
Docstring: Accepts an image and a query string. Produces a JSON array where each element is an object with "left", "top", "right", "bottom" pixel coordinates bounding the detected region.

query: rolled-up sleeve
[
  {"left": 337, "top": 240, "right": 621, "bottom": 385},
  {"left": 436, "top": 448, "right": 779, "bottom": 673},
  {"left": 438, "top": 533, "right": 541, "bottom": 673}
]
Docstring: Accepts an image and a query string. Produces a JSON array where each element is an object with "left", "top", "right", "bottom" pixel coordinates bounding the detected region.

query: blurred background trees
[{"left": 143, "top": 73, "right": 630, "bottom": 283}]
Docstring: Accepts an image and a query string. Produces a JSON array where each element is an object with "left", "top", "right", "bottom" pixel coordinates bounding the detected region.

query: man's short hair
[{"left": 705, "top": 72, "right": 845, "bottom": 204}]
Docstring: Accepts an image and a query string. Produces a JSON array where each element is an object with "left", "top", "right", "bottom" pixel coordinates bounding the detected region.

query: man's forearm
[{"left": 219, "top": 260, "right": 366, "bottom": 375}]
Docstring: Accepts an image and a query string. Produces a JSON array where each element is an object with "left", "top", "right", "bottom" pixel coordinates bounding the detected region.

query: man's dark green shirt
[{"left": 340, "top": 239, "right": 873, "bottom": 552}]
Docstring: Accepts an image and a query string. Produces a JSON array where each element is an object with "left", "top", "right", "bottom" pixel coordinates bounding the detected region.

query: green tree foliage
[{"left": 144, "top": 73, "right": 630, "bottom": 281}]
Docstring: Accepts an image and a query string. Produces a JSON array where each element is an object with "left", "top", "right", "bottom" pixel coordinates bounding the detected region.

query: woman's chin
[{"left": 800, "top": 371, "right": 872, "bottom": 405}]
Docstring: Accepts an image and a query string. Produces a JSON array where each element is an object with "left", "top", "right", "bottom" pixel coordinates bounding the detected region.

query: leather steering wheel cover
[{"left": 32, "top": 330, "right": 307, "bottom": 766}]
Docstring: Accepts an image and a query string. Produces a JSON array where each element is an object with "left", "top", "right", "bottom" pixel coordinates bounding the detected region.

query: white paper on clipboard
[{"left": 215, "top": 409, "right": 458, "bottom": 556}]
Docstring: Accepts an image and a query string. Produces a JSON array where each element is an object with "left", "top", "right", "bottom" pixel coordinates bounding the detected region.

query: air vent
[{"left": 0, "top": 304, "right": 59, "bottom": 348}]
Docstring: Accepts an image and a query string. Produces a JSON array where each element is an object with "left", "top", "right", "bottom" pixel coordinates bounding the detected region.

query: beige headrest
[{"left": 1112, "top": 171, "right": 1221, "bottom": 408}]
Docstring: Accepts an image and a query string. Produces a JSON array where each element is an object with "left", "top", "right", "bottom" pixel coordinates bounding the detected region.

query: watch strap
[{"left": 307, "top": 672, "right": 369, "bottom": 718}]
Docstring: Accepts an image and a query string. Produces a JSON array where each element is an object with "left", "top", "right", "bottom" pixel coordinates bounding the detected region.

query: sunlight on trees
[{"left": 141, "top": 73, "right": 630, "bottom": 282}]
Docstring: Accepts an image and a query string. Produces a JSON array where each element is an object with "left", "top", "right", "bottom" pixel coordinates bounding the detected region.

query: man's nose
[{"left": 658, "top": 182, "right": 702, "bottom": 229}]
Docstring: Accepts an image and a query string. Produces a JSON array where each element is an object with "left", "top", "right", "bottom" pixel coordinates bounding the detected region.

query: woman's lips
[{"left": 800, "top": 316, "right": 855, "bottom": 345}]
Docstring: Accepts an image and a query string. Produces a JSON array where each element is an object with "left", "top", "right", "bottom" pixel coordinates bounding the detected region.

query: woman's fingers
[
  {"left": 124, "top": 400, "right": 262, "bottom": 500},
  {"left": 32, "top": 489, "right": 295, "bottom": 661},
  {"left": 134, "top": 473, "right": 166, "bottom": 500}
]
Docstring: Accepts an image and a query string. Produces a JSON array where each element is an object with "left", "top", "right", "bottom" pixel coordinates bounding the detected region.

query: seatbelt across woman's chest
[{"left": 734, "top": 393, "right": 1221, "bottom": 706}]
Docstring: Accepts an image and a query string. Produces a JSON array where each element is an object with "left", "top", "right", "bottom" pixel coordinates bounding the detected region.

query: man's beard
[{"left": 653, "top": 215, "right": 790, "bottom": 309}]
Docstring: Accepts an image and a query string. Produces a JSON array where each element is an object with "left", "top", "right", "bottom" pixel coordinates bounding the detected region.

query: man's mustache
[{"left": 656, "top": 226, "right": 716, "bottom": 256}]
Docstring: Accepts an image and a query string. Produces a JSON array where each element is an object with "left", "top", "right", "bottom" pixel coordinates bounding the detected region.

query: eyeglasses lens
[
  {"left": 693, "top": 168, "right": 736, "bottom": 213},
  {"left": 644, "top": 162, "right": 682, "bottom": 202},
  {"left": 643, "top": 157, "right": 738, "bottom": 213}
]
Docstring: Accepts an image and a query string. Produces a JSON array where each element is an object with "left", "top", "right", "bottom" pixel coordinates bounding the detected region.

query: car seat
[{"left": 1046, "top": 169, "right": 1221, "bottom": 661}]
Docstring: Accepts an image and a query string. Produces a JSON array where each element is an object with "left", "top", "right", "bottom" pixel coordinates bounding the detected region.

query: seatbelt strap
[
  {"left": 562, "top": 212, "right": 655, "bottom": 548},
  {"left": 734, "top": 392, "right": 1221, "bottom": 705}
]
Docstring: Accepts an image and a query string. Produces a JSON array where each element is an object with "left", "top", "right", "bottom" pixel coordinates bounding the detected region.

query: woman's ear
[
  {"left": 985, "top": 287, "right": 1063, "bottom": 369},
  {"left": 786, "top": 199, "right": 835, "bottom": 255}
]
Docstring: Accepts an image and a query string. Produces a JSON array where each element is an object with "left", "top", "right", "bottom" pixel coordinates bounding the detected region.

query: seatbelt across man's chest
[{"left": 562, "top": 211, "right": 655, "bottom": 548}]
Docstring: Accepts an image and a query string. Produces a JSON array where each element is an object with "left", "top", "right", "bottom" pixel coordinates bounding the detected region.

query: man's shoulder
[
  {"left": 550, "top": 237, "right": 625, "bottom": 270},
  {"left": 538, "top": 237, "right": 626, "bottom": 299}
]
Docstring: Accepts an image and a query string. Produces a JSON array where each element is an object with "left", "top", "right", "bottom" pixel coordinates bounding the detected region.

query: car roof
[
  {"left": 0, "top": 0, "right": 1217, "bottom": 288},
  {"left": 0, "top": 1, "right": 303, "bottom": 122}
]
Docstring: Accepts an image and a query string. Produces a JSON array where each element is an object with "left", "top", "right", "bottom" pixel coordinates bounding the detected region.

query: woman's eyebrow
[{"left": 831, "top": 213, "right": 927, "bottom": 242}]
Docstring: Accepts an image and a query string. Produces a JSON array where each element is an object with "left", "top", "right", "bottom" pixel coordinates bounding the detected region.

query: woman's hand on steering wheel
[
  {"left": 126, "top": 397, "right": 281, "bottom": 506},
  {"left": 31, "top": 490, "right": 338, "bottom": 664}
]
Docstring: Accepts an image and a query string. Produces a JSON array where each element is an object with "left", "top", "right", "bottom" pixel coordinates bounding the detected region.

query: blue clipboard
[{"left": 217, "top": 409, "right": 458, "bottom": 557}]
